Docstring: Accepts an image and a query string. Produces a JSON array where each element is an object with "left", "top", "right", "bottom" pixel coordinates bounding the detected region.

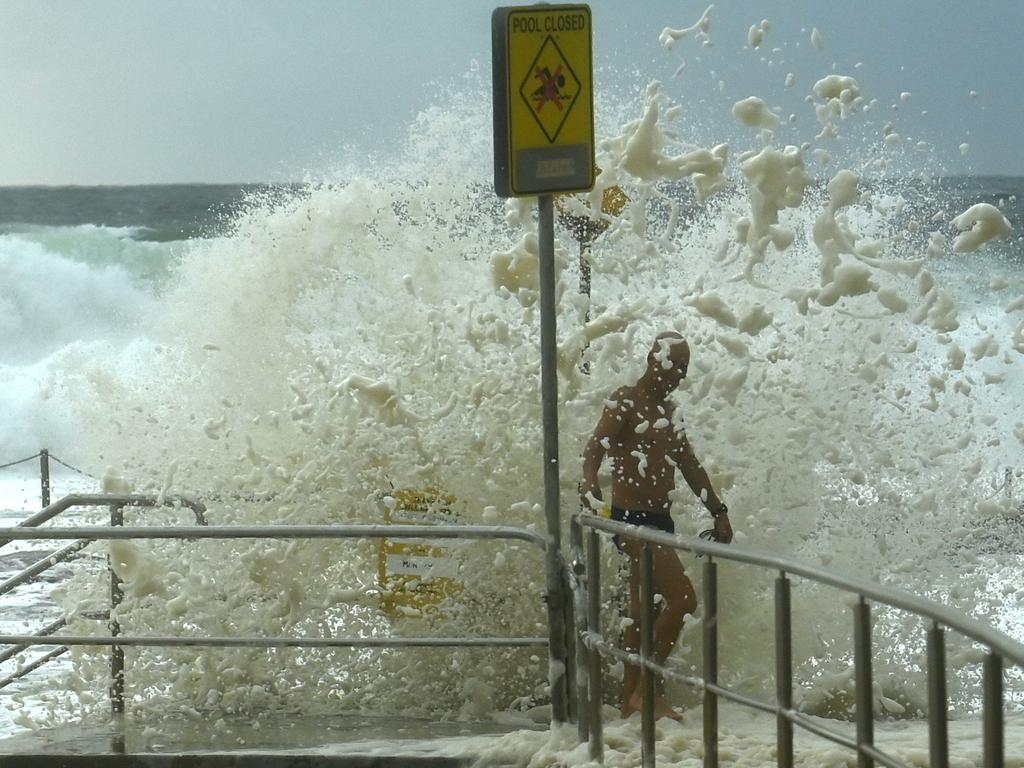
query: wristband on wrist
[{"left": 711, "top": 502, "right": 728, "bottom": 519}]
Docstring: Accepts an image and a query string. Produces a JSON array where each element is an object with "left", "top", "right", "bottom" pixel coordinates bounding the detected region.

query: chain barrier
[
  {"left": 0, "top": 452, "right": 42, "bottom": 472},
  {"left": 0, "top": 450, "right": 268, "bottom": 504},
  {"left": 0, "top": 451, "right": 98, "bottom": 480},
  {"left": 47, "top": 454, "right": 99, "bottom": 480}
]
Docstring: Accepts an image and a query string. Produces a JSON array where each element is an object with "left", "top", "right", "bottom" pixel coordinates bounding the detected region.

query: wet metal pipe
[
  {"left": 39, "top": 449, "right": 50, "bottom": 508},
  {"left": 570, "top": 516, "right": 590, "bottom": 744},
  {"left": 853, "top": 597, "right": 874, "bottom": 768},
  {"left": 0, "top": 539, "right": 92, "bottom": 597},
  {"left": 0, "top": 634, "right": 550, "bottom": 649},
  {"left": 640, "top": 544, "right": 656, "bottom": 768},
  {"left": 703, "top": 558, "right": 719, "bottom": 768},
  {"left": 0, "top": 523, "right": 547, "bottom": 547},
  {"left": 983, "top": 652, "right": 1003, "bottom": 768},
  {"left": 587, "top": 529, "right": 604, "bottom": 763},
  {"left": 775, "top": 573, "right": 793, "bottom": 768},
  {"left": 576, "top": 514, "right": 1024, "bottom": 670},
  {"left": 539, "top": 192, "right": 568, "bottom": 724},
  {"left": 0, "top": 617, "right": 66, "bottom": 665},
  {"left": 109, "top": 504, "right": 125, "bottom": 715},
  {"left": 926, "top": 622, "right": 948, "bottom": 768},
  {"left": 0, "top": 494, "right": 207, "bottom": 548}
]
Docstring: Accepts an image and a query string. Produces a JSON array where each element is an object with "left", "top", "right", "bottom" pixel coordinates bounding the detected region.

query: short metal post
[
  {"left": 587, "top": 530, "right": 604, "bottom": 763},
  {"left": 703, "top": 558, "right": 719, "bottom": 768},
  {"left": 571, "top": 517, "right": 590, "bottom": 743},
  {"left": 579, "top": 241, "right": 592, "bottom": 374},
  {"left": 982, "top": 652, "right": 1003, "bottom": 768},
  {"left": 926, "top": 623, "right": 948, "bottom": 768},
  {"left": 775, "top": 572, "right": 793, "bottom": 768},
  {"left": 39, "top": 449, "right": 51, "bottom": 508},
  {"left": 640, "top": 544, "right": 656, "bottom": 768},
  {"left": 109, "top": 504, "right": 125, "bottom": 715},
  {"left": 564, "top": 563, "right": 578, "bottom": 726},
  {"left": 853, "top": 597, "right": 874, "bottom": 768}
]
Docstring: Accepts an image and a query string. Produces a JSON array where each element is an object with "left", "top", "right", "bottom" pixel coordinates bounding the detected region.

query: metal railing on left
[
  {"left": 0, "top": 494, "right": 208, "bottom": 701},
  {"left": 0, "top": 494, "right": 566, "bottom": 719}
]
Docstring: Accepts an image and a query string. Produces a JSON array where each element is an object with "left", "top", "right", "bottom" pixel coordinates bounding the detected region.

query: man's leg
[
  {"left": 651, "top": 544, "right": 696, "bottom": 667},
  {"left": 619, "top": 543, "right": 642, "bottom": 717},
  {"left": 620, "top": 542, "right": 693, "bottom": 719}
]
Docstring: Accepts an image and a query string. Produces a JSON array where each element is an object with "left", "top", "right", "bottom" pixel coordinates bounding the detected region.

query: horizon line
[{"left": 1, "top": 173, "right": 1023, "bottom": 190}]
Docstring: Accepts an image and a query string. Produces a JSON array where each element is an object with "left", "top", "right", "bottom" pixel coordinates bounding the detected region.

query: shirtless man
[{"left": 580, "top": 331, "right": 733, "bottom": 720}]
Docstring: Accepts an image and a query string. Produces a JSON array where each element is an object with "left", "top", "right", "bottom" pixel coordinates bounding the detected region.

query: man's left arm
[{"left": 674, "top": 435, "right": 733, "bottom": 543}]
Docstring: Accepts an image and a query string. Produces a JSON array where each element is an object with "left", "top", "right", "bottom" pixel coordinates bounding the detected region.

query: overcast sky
[{"left": 1, "top": 1, "right": 1020, "bottom": 185}]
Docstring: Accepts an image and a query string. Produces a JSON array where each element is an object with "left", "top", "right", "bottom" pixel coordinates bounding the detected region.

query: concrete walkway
[{"left": 0, "top": 712, "right": 546, "bottom": 767}]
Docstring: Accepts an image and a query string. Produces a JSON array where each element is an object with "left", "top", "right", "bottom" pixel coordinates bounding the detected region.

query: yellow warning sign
[
  {"left": 520, "top": 36, "right": 581, "bottom": 143},
  {"left": 492, "top": 4, "right": 594, "bottom": 197},
  {"left": 377, "top": 488, "right": 462, "bottom": 617}
]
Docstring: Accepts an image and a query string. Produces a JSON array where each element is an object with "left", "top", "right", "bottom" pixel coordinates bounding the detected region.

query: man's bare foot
[
  {"left": 653, "top": 695, "right": 684, "bottom": 721},
  {"left": 620, "top": 690, "right": 683, "bottom": 721}
]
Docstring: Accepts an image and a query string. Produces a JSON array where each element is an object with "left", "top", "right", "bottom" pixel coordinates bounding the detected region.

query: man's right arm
[{"left": 580, "top": 392, "right": 625, "bottom": 511}]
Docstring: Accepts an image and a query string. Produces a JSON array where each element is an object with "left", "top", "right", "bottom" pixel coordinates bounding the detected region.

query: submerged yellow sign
[
  {"left": 377, "top": 488, "right": 462, "bottom": 617},
  {"left": 492, "top": 4, "right": 594, "bottom": 197}
]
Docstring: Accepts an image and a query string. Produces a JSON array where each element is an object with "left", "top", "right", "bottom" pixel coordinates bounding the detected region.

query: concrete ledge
[
  {"left": 0, "top": 756, "right": 469, "bottom": 768},
  {"left": 0, "top": 712, "right": 542, "bottom": 767}
]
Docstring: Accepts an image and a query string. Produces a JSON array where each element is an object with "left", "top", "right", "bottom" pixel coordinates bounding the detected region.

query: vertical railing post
[
  {"left": 775, "top": 572, "right": 793, "bottom": 768},
  {"left": 853, "top": 597, "right": 874, "bottom": 768},
  {"left": 39, "top": 449, "right": 51, "bottom": 509},
  {"left": 926, "top": 623, "right": 949, "bottom": 768},
  {"left": 703, "top": 557, "right": 719, "bottom": 768},
  {"left": 982, "top": 652, "right": 1003, "bottom": 768},
  {"left": 564, "top": 560, "right": 578, "bottom": 726},
  {"left": 570, "top": 516, "right": 589, "bottom": 743},
  {"left": 640, "top": 544, "right": 656, "bottom": 768},
  {"left": 109, "top": 504, "right": 125, "bottom": 715},
  {"left": 587, "top": 529, "right": 604, "bottom": 763}
]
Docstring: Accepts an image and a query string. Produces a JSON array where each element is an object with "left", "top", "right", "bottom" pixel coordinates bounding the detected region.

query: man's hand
[
  {"left": 580, "top": 485, "right": 602, "bottom": 513},
  {"left": 713, "top": 512, "right": 733, "bottom": 544}
]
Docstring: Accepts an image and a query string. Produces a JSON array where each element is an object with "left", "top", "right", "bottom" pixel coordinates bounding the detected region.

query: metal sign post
[
  {"left": 492, "top": 3, "right": 594, "bottom": 725},
  {"left": 555, "top": 182, "right": 628, "bottom": 372}
]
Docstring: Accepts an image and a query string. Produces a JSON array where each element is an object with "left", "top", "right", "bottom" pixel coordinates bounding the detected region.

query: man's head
[{"left": 646, "top": 331, "right": 690, "bottom": 393}]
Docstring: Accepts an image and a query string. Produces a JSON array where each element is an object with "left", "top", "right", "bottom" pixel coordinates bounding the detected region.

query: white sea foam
[
  {"left": 467, "top": 704, "right": 1024, "bottom": 767},
  {"left": 0, "top": 11, "right": 1022, "bottom": 763}
]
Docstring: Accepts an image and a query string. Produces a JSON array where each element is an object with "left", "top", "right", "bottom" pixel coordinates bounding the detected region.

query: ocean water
[{"left": 2, "top": 41, "right": 1024, "bottom": 768}]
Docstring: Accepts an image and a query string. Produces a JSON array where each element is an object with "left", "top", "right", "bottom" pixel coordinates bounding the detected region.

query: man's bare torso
[{"left": 604, "top": 384, "right": 688, "bottom": 512}]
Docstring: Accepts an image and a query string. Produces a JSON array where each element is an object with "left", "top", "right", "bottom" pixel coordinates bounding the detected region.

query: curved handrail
[
  {"left": 574, "top": 513, "right": 1022, "bottom": 768},
  {"left": 0, "top": 523, "right": 548, "bottom": 548},
  {"left": 0, "top": 634, "right": 549, "bottom": 649},
  {"left": 0, "top": 495, "right": 211, "bottom": 622},
  {"left": 0, "top": 495, "right": 207, "bottom": 694},
  {"left": 0, "top": 509, "right": 558, "bottom": 719},
  {"left": 578, "top": 514, "right": 1024, "bottom": 667},
  {"left": 1, "top": 494, "right": 207, "bottom": 544}
]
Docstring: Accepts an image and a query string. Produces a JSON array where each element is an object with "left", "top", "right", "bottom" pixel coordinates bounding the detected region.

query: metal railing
[
  {"left": 0, "top": 494, "right": 566, "bottom": 718},
  {"left": 5, "top": 488, "right": 1022, "bottom": 766},
  {"left": 570, "top": 513, "right": 1024, "bottom": 768},
  {"left": 0, "top": 494, "right": 208, "bottom": 698}
]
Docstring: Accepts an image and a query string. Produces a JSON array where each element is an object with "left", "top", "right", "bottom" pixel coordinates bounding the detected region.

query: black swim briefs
[{"left": 609, "top": 505, "right": 674, "bottom": 549}]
